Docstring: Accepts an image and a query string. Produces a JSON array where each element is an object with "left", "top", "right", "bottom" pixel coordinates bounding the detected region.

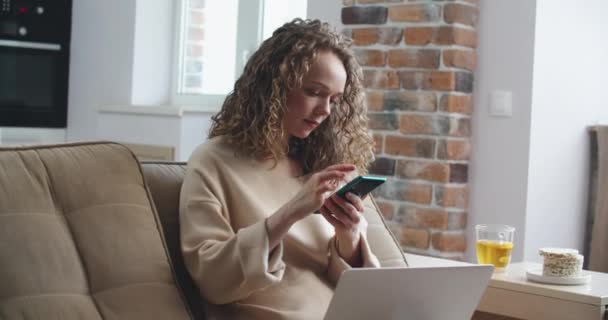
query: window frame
[{"left": 170, "top": 0, "right": 264, "bottom": 108}]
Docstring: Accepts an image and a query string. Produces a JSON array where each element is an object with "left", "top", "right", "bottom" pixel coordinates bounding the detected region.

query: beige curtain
[{"left": 588, "top": 126, "right": 608, "bottom": 272}]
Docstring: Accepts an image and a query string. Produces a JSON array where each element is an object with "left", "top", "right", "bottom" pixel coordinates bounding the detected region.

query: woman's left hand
[{"left": 319, "top": 192, "right": 368, "bottom": 267}]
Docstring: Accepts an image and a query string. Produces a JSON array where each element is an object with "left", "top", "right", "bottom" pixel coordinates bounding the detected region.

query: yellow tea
[{"left": 476, "top": 240, "right": 513, "bottom": 268}]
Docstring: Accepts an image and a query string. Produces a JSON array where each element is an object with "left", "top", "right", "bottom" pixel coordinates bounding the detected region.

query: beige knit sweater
[{"left": 179, "top": 137, "right": 380, "bottom": 320}]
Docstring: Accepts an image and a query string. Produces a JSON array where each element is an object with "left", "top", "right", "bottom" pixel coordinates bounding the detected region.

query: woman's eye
[{"left": 305, "top": 89, "right": 321, "bottom": 96}]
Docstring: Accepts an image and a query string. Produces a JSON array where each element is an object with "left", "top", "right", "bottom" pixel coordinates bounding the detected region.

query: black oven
[{"left": 0, "top": 0, "right": 72, "bottom": 128}]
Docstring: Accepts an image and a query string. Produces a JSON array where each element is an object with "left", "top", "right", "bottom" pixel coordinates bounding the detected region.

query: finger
[
  {"left": 320, "top": 206, "right": 346, "bottom": 229},
  {"left": 330, "top": 194, "right": 360, "bottom": 224},
  {"left": 316, "top": 170, "right": 346, "bottom": 184},
  {"left": 345, "top": 192, "right": 365, "bottom": 213},
  {"left": 325, "top": 197, "right": 356, "bottom": 228},
  {"left": 319, "top": 181, "right": 340, "bottom": 194},
  {"left": 324, "top": 163, "right": 356, "bottom": 173}
]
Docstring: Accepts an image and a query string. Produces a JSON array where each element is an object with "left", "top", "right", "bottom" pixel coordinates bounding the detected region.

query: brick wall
[
  {"left": 342, "top": 0, "right": 479, "bottom": 259},
  {"left": 183, "top": 0, "right": 205, "bottom": 93}
]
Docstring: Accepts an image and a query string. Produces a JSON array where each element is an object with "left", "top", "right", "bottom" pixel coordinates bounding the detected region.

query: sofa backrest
[
  {"left": 140, "top": 162, "right": 206, "bottom": 320},
  {"left": 0, "top": 142, "right": 192, "bottom": 320}
]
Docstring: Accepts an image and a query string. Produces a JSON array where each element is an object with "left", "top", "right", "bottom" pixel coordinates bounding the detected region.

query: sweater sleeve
[
  {"left": 179, "top": 167, "right": 286, "bottom": 305},
  {"left": 326, "top": 224, "right": 380, "bottom": 285}
]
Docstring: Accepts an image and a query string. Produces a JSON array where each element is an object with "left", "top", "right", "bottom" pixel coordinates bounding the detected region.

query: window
[{"left": 172, "top": 0, "right": 307, "bottom": 108}]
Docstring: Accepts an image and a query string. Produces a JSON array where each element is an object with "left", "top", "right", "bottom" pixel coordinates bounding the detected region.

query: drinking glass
[{"left": 475, "top": 224, "right": 515, "bottom": 272}]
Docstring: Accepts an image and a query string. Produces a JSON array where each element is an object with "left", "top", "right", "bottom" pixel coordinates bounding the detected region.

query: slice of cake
[{"left": 539, "top": 248, "right": 584, "bottom": 277}]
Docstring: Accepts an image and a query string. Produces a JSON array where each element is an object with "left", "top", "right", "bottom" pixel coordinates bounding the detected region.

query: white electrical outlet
[{"left": 489, "top": 90, "right": 513, "bottom": 117}]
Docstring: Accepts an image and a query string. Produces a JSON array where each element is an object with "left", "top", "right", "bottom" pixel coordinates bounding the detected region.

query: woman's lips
[{"left": 304, "top": 119, "right": 320, "bottom": 128}]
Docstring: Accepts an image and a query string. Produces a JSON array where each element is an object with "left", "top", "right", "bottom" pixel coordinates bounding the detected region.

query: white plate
[{"left": 526, "top": 268, "right": 591, "bottom": 285}]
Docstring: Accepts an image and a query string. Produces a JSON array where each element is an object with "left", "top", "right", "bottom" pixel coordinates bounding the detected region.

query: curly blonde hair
[{"left": 209, "top": 18, "right": 374, "bottom": 174}]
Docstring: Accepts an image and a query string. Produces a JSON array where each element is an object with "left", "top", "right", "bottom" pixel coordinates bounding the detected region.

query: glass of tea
[{"left": 475, "top": 224, "right": 515, "bottom": 272}]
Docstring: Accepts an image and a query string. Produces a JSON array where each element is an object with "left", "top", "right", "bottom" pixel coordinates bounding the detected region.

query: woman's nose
[{"left": 316, "top": 98, "right": 332, "bottom": 116}]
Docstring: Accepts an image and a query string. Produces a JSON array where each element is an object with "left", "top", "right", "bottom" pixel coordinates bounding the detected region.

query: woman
[{"left": 179, "top": 19, "right": 381, "bottom": 319}]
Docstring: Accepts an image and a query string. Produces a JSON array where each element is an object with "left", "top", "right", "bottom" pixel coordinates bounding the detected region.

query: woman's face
[{"left": 283, "top": 51, "right": 347, "bottom": 139}]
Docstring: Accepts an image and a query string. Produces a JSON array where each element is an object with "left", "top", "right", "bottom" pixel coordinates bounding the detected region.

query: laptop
[{"left": 324, "top": 265, "right": 494, "bottom": 320}]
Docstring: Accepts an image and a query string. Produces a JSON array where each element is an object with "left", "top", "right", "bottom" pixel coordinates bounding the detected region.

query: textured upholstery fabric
[
  {"left": 0, "top": 143, "right": 191, "bottom": 320},
  {"left": 140, "top": 162, "right": 206, "bottom": 320},
  {"left": 0, "top": 141, "right": 406, "bottom": 320},
  {"left": 366, "top": 197, "right": 409, "bottom": 267}
]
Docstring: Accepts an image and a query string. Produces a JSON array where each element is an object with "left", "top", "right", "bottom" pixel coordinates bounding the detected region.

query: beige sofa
[{"left": 0, "top": 142, "right": 407, "bottom": 319}]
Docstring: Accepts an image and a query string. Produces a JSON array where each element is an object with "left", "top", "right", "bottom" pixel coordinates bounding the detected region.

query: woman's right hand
[
  {"left": 288, "top": 164, "right": 356, "bottom": 219},
  {"left": 266, "top": 163, "right": 356, "bottom": 250}
]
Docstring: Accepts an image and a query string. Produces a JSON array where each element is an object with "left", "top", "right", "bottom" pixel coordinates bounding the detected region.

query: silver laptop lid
[{"left": 324, "top": 265, "right": 493, "bottom": 320}]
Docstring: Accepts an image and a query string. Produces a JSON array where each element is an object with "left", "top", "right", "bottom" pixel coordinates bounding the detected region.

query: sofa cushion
[
  {"left": 140, "top": 162, "right": 205, "bottom": 320},
  {"left": 0, "top": 142, "right": 191, "bottom": 320}
]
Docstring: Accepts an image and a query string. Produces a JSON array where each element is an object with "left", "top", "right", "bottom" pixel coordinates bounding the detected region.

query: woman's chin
[{"left": 292, "top": 130, "right": 313, "bottom": 139}]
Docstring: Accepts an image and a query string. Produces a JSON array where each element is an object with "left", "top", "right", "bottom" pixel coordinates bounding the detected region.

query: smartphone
[
  {"left": 335, "top": 175, "right": 386, "bottom": 200},
  {"left": 315, "top": 175, "right": 386, "bottom": 213}
]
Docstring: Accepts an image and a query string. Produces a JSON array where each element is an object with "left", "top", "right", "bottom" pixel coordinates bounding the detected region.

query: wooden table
[{"left": 477, "top": 262, "right": 608, "bottom": 319}]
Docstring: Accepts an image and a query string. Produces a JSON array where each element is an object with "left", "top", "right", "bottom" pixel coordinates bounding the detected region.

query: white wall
[
  {"left": 307, "top": 0, "right": 341, "bottom": 30},
  {"left": 131, "top": 0, "right": 174, "bottom": 106},
  {"left": 98, "top": 113, "right": 182, "bottom": 152},
  {"left": 468, "top": 0, "right": 537, "bottom": 262},
  {"left": 76, "top": 0, "right": 342, "bottom": 154},
  {"left": 524, "top": 0, "right": 608, "bottom": 262},
  {"left": 67, "top": 0, "right": 136, "bottom": 141}
]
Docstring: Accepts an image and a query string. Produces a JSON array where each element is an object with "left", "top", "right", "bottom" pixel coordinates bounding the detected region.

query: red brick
[
  {"left": 405, "top": 26, "right": 477, "bottom": 48},
  {"left": 369, "top": 157, "right": 395, "bottom": 176},
  {"left": 448, "top": 211, "right": 467, "bottom": 230},
  {"left": 369, "top": 113, "right": 398, "bottom": 130},
  {"left": 375, "top": 200, "right": 395, "bottom": 220},
  {"left": 376, "top": 179, "right": 433, "bottom": 204},
  {"left": 436, "top": 26, "right": 477, "bottom": 47},
  {"left": 366, "top": 90, "right": 384, "bottom": 112},
  {"left": 388, "top": 49, "right": 440, "bottom": 69},
  {"left": 385, "top": 135, "right": 435, "bottom": 158},
  {"left": 444, "top": 3, "right": 479, "bottom": 26},
  {"left": 384, "top": 91, "right": 436, "bottom": 112},
  {"left": 437, "top": 139, "right": 471, "bottom": 160},
  {"left": 449, "top": 164, "right": 468, "bottom": 183},
  {"left": 404, "top": 27, "right": 433, "bottom": 45},
  {"left": 389, "top": 4, "right": 440, "bottom": 22},
  {"left": 427, "top": 71, "right": 458, "bottom": 91},
  {"left": 350, "top": 28, "right": 378, "bottom": 46},
  {"left": 398, "top": 71, "right": 451, "bottom": 91},
  {"left": 363, "top": 69, "right": 399, "bottom": 89},
  {"left": 396, "top": 160, "right": 450, "bottom": 182},
  {"left": 377, "top": 27, "right": 403, "bottom": 45},
  {"left": 435, "top": 185, "right": 468, "bottom": 208},
  {"left": 402, "top": 207, "right": 449, "bottom": 230},
  {"left": 432, "top": 232, "right": 466, "bottom": 252},
  {"left": 443, "top": 49, "right": 476, "bottom": 71},
  {"left": 342, "top": 6, "right": 388, "bottom": 25},
  {"left": 355, "top": 49, "right": 386, "bottom": 67},
  {"left": 402, "top": 228, "right": 430, "bottom": 249},
  {"left": 350, "top": 28, "right": 402, "bottom": 46},
  {"left": 405, "top": 183, "right": 433, "bottom": 204},
  {"left": 400, "top": 114, "right": 451, "bottom": 136},
  {"left": 448, "top": 117, "right": 471, "bottom": 137},
  {"left": 439, "top": 94, "right": 473, "bottom": 114},
  {"left": 398, "top": 71, "right": 473, "bottom": 92}
]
